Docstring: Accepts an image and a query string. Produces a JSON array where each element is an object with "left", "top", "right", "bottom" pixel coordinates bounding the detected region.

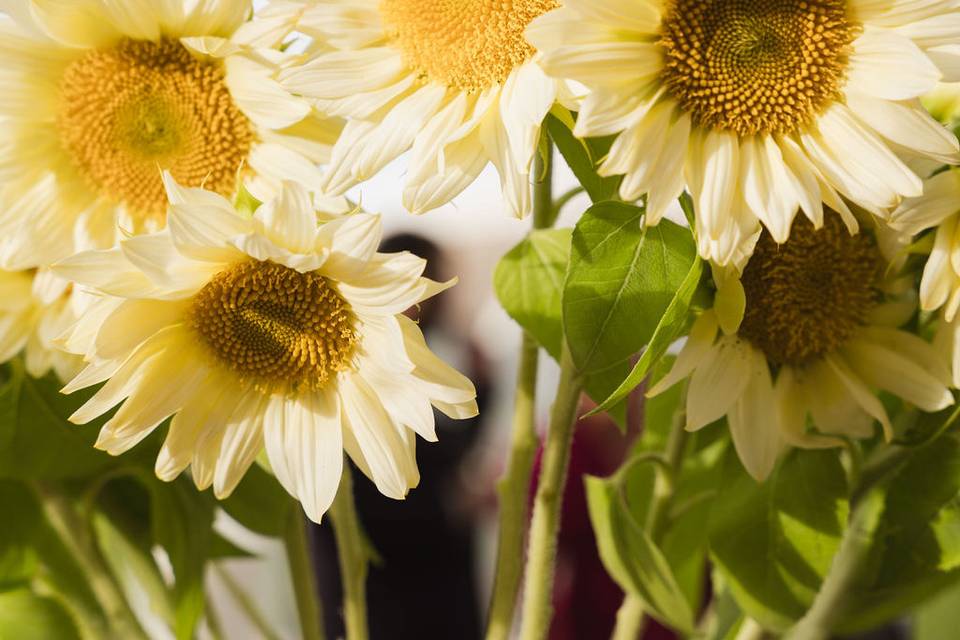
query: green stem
[
  {"left": 215, "top": 564, "right": 282, "bottom": 640},
  {"left": 284, "top": 504, "right": 326, "bottom": 640},
  {"left": 610, "top": 399, "right": 689, "bottom": 640},
  {"left": 517, "top": 347, "right": 584, "bottom": 640},
  {"left": 784, "top": 493, "right": 881, "bottom": 640},
  {"left": 611, "top": 596, "right": 647, "bottom": 640},
  {"left": 485, "top": 133, "right": 554, "bottom": 640},
  {"left": 533, "top": 137, "right": 555, "bottom": 229},
  {"left": 37, "top": 486, "right": 148, "bottom": 640},
  {"left": 329, "top": 463, "right": 370, "bottom": 640},
  {"left": 486, "top": 333, "right": 541, "bottom": 640}
]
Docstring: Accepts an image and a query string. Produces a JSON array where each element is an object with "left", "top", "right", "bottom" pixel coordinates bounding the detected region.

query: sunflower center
[
  {"left": 378, "top": 0, "right": 558, "bottom": 92},
  {"left": 190, "top": 261, "right": 358, "bottom": 391},
  {"left": 659, "top": 0, "right": 856, "bottom": 136},
  {"left": 57, "top": 38, "right": 254, "bottom": 220},
  {"left": 738, "top": 213, "right": 882, "bottom": 366}
]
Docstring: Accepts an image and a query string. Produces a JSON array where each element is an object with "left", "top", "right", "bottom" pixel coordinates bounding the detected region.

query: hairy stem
[
  {"left": 329, "top": 463, "right": 370, "bottom": 640},
  {"left": 517, "top": 348, "right": 583, "bottom": 640},
  {"left": 485, "top": 137, "right": 554, "bottom": 640},
  {"left": 284, "top": 505, "right": 326, "bottom": 640}
]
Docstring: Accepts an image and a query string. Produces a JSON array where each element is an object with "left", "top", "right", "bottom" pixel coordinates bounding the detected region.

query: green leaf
[
  {"left": 494, "top": 228, "right": 572, "bottom": 360},
  {"left": 915, "top": 577, "right": 960, "bottom": 640},
  {"left": 591, "top": 253, "right": 703, "bottom": 415},
  {"left": 708, "top": 447, "right": 849, "bottom": 631},
  {"left": 563, "top": 202, "right": 697, "bottom": 425},
  {"left": 0, "top": 363, "right": 115, "bottom": 481},
  {"left": 545, "top": 111, "right": 621, "bottom": 203},
  {"left": 222, "top": 453, "right": 294, "bottom": 538},
  {"left": 838, "top": 434, "right": 960, "bottom": 633},
  {"left": 585, "top": 475, "right": 695, "bottom": 633},
  {"left": 0, "top": 588, "right": 82, "bottom": 640}
]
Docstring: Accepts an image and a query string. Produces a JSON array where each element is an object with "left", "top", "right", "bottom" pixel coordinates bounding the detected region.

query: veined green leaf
[{"left": 563, "top": 201, "right": 697, "bottom": 427}]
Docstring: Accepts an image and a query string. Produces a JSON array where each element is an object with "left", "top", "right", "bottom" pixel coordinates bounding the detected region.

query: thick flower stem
[
  {"left": 37, "top": 485, "right": 148, "bottom": 640},
  {"left": 329, "top": 463, "right": 370, "bottom": 640},
  {"left": 485, "top": 135, "right": 554, "bottom": 640},
  {"left": 284, "top": 505, "right": 326, "bottom": 640},
  {"left": 486, "top": 334, "right": 541, "bottom": 640},
  {"left": 517, "top": 348, "right": 583, "bottom": 640},
  {"left": 610, "top": 398, "right": 689, "bottom": 640}
]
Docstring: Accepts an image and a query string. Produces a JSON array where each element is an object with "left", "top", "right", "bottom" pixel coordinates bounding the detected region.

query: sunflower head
[
  {"left": 379, "top": 0, "right": 558, "bottom": 91},
  {"left": 738, "top": 212, "right": 883, "bottom": 366},
  {"left": 660, "top": 0, "right": 858, "bottom": 136},
  {"left": 190, "top": 260, "right": 358, "bottom": 393},
  {"left": 57, "top": 37, "right": 254, "bottom": 220}
]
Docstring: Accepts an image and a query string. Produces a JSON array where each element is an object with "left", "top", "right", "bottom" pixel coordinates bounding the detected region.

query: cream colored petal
[
  {"left": 397, "top": 315, "right": 477, "bottom": 417},
  {"left": 846, "top": 93, "right": 959, "bottom": 164},
  {"left": 843, "top": 336, "right": 954, "bottom": 412},
  {"left": 648, "top": 310, "right": 720, "bottom": 396},
  {"left": 920, "top": 217, "right": 960, "bottom": 313},
  {"left": 155, "top": 374, "right": 233, "bottom": 481},
  {"left": 824, "top": 353, "right": 894, "bottom": 440},
  {"left": 213, "top": 390, "right": 268, "bottom": 499},
  {"left": 264, "top": 390, "right": 344, "bottom": 523},
  {"left": 28, "top": 0, "right": 119, "bottom": 48},
  {"left": 776, "top": 368, "right": 844, "bottom": 449},
  {"left": 253, "top": 181, "right": 316, "bottom": 254},
  {"left": 846, "top": 27, "right": 941, "bottom": 100},
  {"left": 890, "top": 169, "right": 960, "bottom": 234},
  {"left": 314, "top": 212, "right": 382, "bottom": 279},
  {"left": 727, "top": 349, "right": 780, "bottom": 481},
  {"left": 226, "top": 54, "right": 311, "bottom": 130},
  {"left": 120, "top": 233, "right": 217, "bottom": 296},
  {"left": 741, "top": 135, "right": 801, "bottom": 243},
  {"left": 340, "top": 372, "right": 416, "bottom": 500},
  {"left": 279, "top": 47, "right": 405, "bottom": 100},
  {"left": 686, "top": 336, "right": 754, "bottom": 431},
  {"left": 403, "top": 130, "right": 489, "bottom": 215}
]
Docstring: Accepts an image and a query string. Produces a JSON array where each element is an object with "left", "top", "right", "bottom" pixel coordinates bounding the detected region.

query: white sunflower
[
  {"left": 54, "top": 175, "right": 478, "bottom": 522},
  {"left": 650, "top": 211, "right": 952, "bottom": 481},
  {"left": 0, "top": 268, "right": 85, "bottom": 382},
  {"left": 527, "top": 0, "right": 960, "bottom": 265},
  {"left": 276, "top": 0, "right": 565, "bottom": 217},
  {"left": 0, "top": 0, "right": 342, "bottom": 269}
]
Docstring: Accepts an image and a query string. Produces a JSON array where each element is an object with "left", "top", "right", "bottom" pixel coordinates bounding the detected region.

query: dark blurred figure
[{"left": 311, "top": 233, "right": 490, "bottom": 640}]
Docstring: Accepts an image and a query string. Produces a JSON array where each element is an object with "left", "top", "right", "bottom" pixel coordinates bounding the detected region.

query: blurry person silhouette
[{"left": 310, "top": 232, "right": 491, "bottom": 640}]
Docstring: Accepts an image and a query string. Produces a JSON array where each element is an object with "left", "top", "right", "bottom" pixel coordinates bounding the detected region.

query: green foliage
[
  {"left": 222, "top": 464, "right": 293, "bottom": 537},
  {"left": 494, "top": 228, "right": 572, "bottom": 360},
  {"left": 563, "top": 201, "right": 698, "bottom": 427},
  {"left": 837, "top": 434, "right": 960, "bottom": 633},
  {"left": 545, "top": 111, "right": 621, "bottom": 203},
  {"left": 0, "top": 363, "right": 114, "bottom": 480},
  {"left": 0, "top": 588, "right": 82, "bottom": 640},
  {"left": 708, "top": 447, "right": 849, "bottom": 631},
  {"left": 585, "top": 475, "right": 695, "bottom": 633}
]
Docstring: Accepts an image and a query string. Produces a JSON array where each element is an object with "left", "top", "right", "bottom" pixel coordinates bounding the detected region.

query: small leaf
[
  {"left": 585, "top": 475, "right": 695, "bottom": 633},
  {"left": 545, "top": 112, "right": 621, "bottom": 203},
  {"left": 494, "top": 228, "right": 572, "bottom": 360}
]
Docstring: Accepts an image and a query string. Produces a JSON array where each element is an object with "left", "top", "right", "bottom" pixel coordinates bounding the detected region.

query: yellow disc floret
[
  {"left": 660, "top": 0, "right": 857, "bottom": 136},
  {"left": 190, "top": 261, "right": 358, "bottom": 392},
  {"left": 379, "top": 0, "right": 558, "bottom": 92},
  {"left": 738, "top": 212, "right": 882, "bottom": 366},
  {"left": 58, "top": 38, "right": 254, "bottom": 220}
]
